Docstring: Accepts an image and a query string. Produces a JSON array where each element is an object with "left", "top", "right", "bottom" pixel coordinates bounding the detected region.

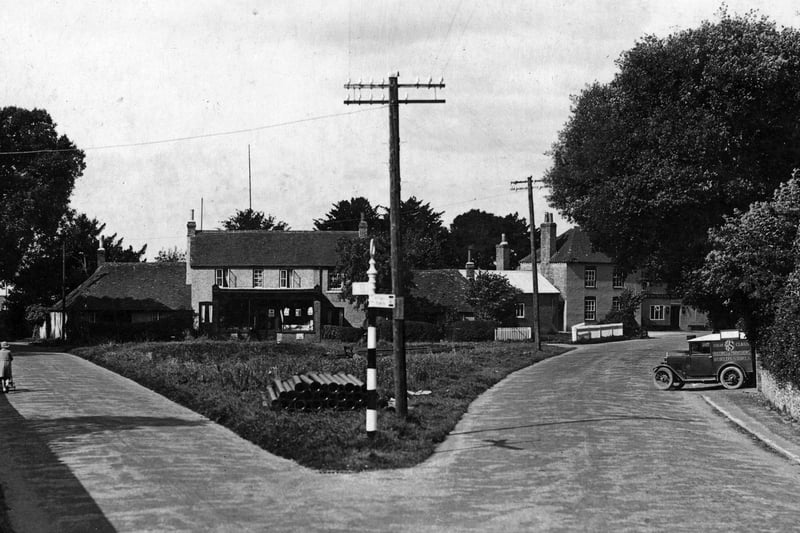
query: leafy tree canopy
[
  {"left": 397, "top": 196, "right": 449, "bottom": 269},
  {"left": 761, "top": 264, "right": 800, "bottom": 387},
  {"left": 687, "top": 176, "right": 800, "bottom": 344},
  {"left": 0, "top": 107, "right": 86, "bottom": 284},
  {"left": 7, "top": 210, "right": 145, "bottom": 334},
  {"left": 446, "top": 209, "right": 531, "bottom": 269},
  {"left": 220, "top": 208, "right": 289, "bottom": 231},
  {"left": 313, "top": 196, "right": 380, "bottom": 231},
  {"left": 332, "top": 196, "right": 448, "bottom": 310},
  {"left": 465, "top": 271, "right": 521, "bottom": 323},
  {"left": 544, "top": 11, "right": 800, "bottom": 287},
  {"left": 155, "top": 247, "right": 186, "bottom": 262}
]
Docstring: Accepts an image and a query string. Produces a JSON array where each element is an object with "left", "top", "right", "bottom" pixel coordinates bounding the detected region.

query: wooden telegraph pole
[
  {"left": 344, "top": 74, "right": 445, "bottom": 417},
  {"left": 511, "top": 177, "right": 541, "bottom": 350}
]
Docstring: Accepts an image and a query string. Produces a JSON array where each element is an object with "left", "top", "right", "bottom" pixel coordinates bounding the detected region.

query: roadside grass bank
[{"left": 71, "top": 340, "right": 568, "bottom": 471}]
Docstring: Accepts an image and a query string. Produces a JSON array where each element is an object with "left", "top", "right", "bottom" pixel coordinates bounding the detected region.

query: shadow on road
[
  {"left": 0, "top": 394, "right": 117, "bottom": 532},
  {"left": 25, "top": 415, "right": 208, "bottom": 441},
  {"left": 448, "top": 414, "right": 699, "bottom": 437}
]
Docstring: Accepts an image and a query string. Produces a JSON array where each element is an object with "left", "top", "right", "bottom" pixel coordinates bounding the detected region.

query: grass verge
[{"left": 71, "top": 340, "right": 568, "bottom": 471}]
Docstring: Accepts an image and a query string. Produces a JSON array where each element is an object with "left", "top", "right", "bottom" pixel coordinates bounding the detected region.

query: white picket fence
[{"left": 495, "top": 327, "right": 532, "bottom": 341}]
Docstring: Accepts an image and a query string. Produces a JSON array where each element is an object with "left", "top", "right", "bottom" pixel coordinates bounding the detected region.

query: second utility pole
[
  {"left": 345, "top": 74, "right": 445, "bottom": 418},
  {"left": 512, "top": 176, "right": 541, "bottom": 350}
]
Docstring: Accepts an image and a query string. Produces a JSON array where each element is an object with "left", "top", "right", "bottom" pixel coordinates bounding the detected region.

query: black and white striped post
[{"left": 366, "top": 239, "right": 378, "bottom": 439}]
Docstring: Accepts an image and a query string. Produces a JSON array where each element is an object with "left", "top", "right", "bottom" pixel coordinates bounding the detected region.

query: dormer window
[
  {"left": 215, "top": 268, "right": 229, "bottom": 288},
  {"left": 279, "top": 269, "right": 301, "bottom": 288}
]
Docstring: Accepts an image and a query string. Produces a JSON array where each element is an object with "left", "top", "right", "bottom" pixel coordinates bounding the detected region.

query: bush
[
  {"left": 71, "top": 313, "right": 193, "bottom": 343},
  {"left": 760, "top": 269, "right": 800, "bottom": 389},
  {"left": 321, "top": 325, "right": 364, "bottom": 343},
  {"left": 601, "top": 310, "right": 640, "bottom": 337},
  {"left": 24, "top": 304, "right": 48, "bottom": 326},
  {"left": 445, "top": 320, "right": 499, "bottom": 342},
  {"left": 376, "top": 319, "right": 441, "bottom": 342},
  {"left": 600, "top": 289, "right": 642, "bottom": 337}
]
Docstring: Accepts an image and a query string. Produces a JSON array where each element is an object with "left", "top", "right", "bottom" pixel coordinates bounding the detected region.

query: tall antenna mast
[{"left": 248, "top": 144, "right": 252, "bottom": 210}]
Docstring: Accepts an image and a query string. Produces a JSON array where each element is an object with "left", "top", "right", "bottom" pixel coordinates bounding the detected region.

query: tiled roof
[
  {"left": 459, "top": 270, "right": 561, "bottom": 294},
  {"left": 51, "top": 262, "right": 191, "bottom": 312},
  {"left": 410, "top": 270, "right": 474, "bottom": 312},
  {"left": 520, "top": 227, "right": 613, "bottom": 264},
  {"left": 190, "top": 230, "right": 359, "bottom": 268}
]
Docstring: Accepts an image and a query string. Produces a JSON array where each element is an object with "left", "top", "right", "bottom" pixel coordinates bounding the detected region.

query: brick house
[
  {"left": 519, "top": 213, "right": 707, "bottom": 331},
  {"left": 468, "top": 236, "right": 562, "bottom": 332},
  {"left": 186, "top": 216, "right": 367, "bottom": 341},
  {"left": 49, "top": 249, "right": 192, "bottom": 341}
]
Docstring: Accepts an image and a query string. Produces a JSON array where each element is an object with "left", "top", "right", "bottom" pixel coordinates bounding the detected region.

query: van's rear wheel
[
  {"left": 719, "top": 366, "right": 745, "bottom": 390},
  {"left": 653, "top": 367, "right": 674, "bottom": 390}
]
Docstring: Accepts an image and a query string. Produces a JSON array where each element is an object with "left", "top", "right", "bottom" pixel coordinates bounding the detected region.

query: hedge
[
  {"left": 445, "top": 320, "right": 499, "bottom": 342},
  {"left": 71, "top": 313, "right": 192, "bottom": 343},
  {"left": 376, "top": 319, "right": 441, "bottom": 342},
  {"left": 760, "top": 270, "right": 800, "bottom": 389},
  {"left": 321, "top": 325, "right": 364, "bottom": 343}
]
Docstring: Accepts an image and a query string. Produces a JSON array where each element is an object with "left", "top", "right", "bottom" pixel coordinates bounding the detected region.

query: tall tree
[
  {"left": 398, "top": 196, "right": 449, "bottom": 269},
  {"left": 333, "top": 196, "right": 448, "bottom": 309},
  {"left": 7, "top": 211, "right": 145, "bottom": 334},
  {"left": 446, "top": 209, "right": 531, "bottom": 269},
  {"left": 687, "top": 176, "right": 800, "bottom": 344},
  {"left": 0, "top": 107, "right": 85, "bottom": 283},
  {"left": 220, "top": 208, "right": 289, "bottom": 231},
  {"left": 544, "top": 12, "right": 800, "bottom": 288},
  {"left": 313, "top": 197, "right": 380, "bottom": 231}
]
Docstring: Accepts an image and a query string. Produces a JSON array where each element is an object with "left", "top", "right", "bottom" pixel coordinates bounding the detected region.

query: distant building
[
  {"left": 49, "top": 249, "right": 192, "bottom": 341},
  {"left": 185, "top": 215, "right": 367, "bottom": 341},
  {"left": 408, "top": 269, "right": 475, "bottom": 325},
  {"left": 518, "top": 213, "right": 707, "bottom": 331},
  {"left": 457, "top": 238, "right": 562, "bottom": 332}
]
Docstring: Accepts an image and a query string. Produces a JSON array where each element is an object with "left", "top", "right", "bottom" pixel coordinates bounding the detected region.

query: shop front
[{"left": 210, "top": 287, "right": 341, "bottom": 341}]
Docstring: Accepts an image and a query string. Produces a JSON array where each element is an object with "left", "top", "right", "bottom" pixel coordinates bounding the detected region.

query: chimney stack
[
  {"left": 541, "top": 213, "right": 557, "bottom": 264},
  {"left": 358, "top": 212, "right": 368, "bottom": 239},
  {"left": 96, "top": 237, "right": 105, "bottom": 267},
  {"left": 186, "top": 210, "right": 196, "bottom": 284},
  {"left": 465, "top": 249, "right": 475, "bottom": 280},
  {"left": 495, "top": 234, "right": 510, "bottom": 270}
]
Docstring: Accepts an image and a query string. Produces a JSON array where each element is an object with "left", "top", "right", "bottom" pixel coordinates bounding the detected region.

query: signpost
[
  {"left": 369, "top": 294, "right": 395, "bottom": 309},
  {"left": 351, "top": 282, "right": 370, "bottom": 296}
]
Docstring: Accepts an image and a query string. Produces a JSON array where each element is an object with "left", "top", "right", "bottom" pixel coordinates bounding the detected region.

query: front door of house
[
  {"left": 670, "top": 305, "right": 681, "bottom": 329},
  {"left": 252, "top": 305, "right": 277, "bottom": 340}
]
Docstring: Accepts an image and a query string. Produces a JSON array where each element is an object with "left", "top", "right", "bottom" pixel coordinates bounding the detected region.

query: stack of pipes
[{"left": 266, "top": 372, "right": 366, "bottom": 411}]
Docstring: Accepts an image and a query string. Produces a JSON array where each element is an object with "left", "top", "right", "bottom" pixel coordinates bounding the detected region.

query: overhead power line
[{"left": 0, "top": 106, "right": 387, "bottom": 156}]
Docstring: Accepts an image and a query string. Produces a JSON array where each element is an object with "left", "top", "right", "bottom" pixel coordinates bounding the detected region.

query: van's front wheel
[
  {"left": 653, "top": 367, "right": 674, "bottom": 390},
  {"left": 719, "top": 366, "right": 745, "bottom": 390}
]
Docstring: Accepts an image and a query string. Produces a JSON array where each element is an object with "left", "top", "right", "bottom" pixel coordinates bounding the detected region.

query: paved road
[{"left": 0, "top": 336, "right": 798, "bottom": 532}]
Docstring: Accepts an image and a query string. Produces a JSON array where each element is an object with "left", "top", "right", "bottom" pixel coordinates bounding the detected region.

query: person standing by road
[{"left": 0, "top": 342, "right": 12, "bottom": 392}]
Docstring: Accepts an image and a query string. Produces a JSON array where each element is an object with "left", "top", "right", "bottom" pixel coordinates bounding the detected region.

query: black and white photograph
[{"left": 1, "top": 1, "right": 800, "bottom": 531}]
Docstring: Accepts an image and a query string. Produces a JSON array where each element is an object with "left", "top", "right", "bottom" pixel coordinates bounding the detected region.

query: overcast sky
[{"left": 3, "top": 1, "right": 799, "bottom": 259}]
